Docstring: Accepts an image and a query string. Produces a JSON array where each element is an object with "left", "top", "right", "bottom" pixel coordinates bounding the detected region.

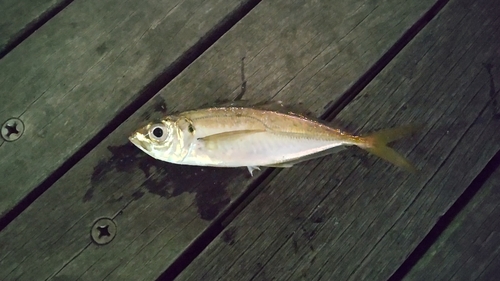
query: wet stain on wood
[
  {"left": 88, "top": 141, "right": 242, "bottom": 220},
  {"left": 221, "top": 227, "right": 237, "bottom": 245},
  {"left": 85, "top": 96, "right": 242, "bottom": 220}
]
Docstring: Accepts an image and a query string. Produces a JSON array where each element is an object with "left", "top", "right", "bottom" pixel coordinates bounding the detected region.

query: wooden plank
[
  {"left": 0, "top": 0, "right": 439, "bottom": 280},
  {"left": 0, "top": 0, "right": 68, "bottom": 56},
  {"left": 404, "top": 162, "right": 500, "bottom": 280},
  {"left": 176, "top": 0, "right": 500, "bottom": 279},
  {"left": 0, "top": 0, "right": 248, "bottom": 218}
]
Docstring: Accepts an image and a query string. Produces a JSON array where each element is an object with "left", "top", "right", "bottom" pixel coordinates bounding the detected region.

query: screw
[
  {"left": 1, "top": 118, "right": 24, "bottom": 142},
  {"left": 90, "top": 217, "right": 117, "bottom": 245}
]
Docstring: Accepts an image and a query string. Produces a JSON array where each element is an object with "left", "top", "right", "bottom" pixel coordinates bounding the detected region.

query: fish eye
[
  {"left": 153, "top": 127, "right": 163, "bottom": 138},
  {"left": 148, "top": 124, "right": 168, "bottom": 142}
]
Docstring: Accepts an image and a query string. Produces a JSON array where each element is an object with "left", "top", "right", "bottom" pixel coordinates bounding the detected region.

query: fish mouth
[{"left": 129, "top": 133, "right": 152, "bottom": 154}]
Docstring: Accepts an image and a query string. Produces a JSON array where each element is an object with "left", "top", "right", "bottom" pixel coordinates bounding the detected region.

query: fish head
[{"left": 129, "top": 117, "right": 188, "bottom": 162}]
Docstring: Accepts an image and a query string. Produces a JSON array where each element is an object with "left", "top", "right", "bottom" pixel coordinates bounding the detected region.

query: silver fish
[{"left": 129, "top": 106, "right": 419, "bottom": 175}]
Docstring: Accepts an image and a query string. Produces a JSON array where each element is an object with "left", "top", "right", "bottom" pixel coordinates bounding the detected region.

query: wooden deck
[{"left": 0, "top": 0, "right": 499, "bottom": 280}]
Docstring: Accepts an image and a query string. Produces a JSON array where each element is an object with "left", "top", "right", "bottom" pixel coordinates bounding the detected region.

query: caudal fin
[{"left": 360, "top": 125, "right": 422, "bottom": 172}]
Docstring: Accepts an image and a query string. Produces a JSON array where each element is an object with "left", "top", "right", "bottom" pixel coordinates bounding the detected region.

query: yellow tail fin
[{"left": 361, "top": 125, "right": 422, "bottom": 172}]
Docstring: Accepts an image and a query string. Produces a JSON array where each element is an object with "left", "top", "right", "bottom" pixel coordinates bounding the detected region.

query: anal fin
[{"left": 264, "top": 146, "right": 345, "bottom": 168}]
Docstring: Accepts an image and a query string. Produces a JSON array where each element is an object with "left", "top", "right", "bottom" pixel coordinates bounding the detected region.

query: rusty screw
[
  {"left": 90, "top": 217, "right": 117, "bottom": 245},
  {"left": 1, "top": 118, "right": 24, "bottom": 142}
]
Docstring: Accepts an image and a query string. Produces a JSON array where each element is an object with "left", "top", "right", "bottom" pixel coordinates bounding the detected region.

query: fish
[{"left": 129, "top": 104, "right": 420, "bottom": 176}]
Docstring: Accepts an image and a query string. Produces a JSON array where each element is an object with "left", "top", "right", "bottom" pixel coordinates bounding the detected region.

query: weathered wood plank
[
  {"left": 404, "top": 162, "right": 500, "bottom": 280},
  {"left": 176, "top": 0, "right": 500, "bottom": 280},
  {"left": 0, "top": 0, "right": 68, "bottom": 56},
  {"left": 0, "top": 0, "right": 248, "bottom": 218},
  {"left": 0, "top": 0, "right": 439, "bottom": 280}
]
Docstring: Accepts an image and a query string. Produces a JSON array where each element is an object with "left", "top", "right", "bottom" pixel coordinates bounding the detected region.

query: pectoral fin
[
  {"left": 198, "top": 130, "right": 266, "bottom": 142},
  {"left": 247, "top": 166, "right": 261, "bottom": 176},
  {"left": 197, "top": 130, "right": 266, "bottom": 150}
]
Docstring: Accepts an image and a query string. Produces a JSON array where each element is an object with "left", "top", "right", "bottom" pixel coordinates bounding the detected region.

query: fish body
[{"left": 129, "top": 106, "right": 418, "bottom": 175}]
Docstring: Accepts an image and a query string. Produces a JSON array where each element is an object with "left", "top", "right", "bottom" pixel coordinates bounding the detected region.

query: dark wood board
[
  {"left": 0, "top": 0, "right": 248, "bottom": 218},
  {"left": 0, "top": 0, "right": 68, "bottom": 55},
  {"left": 176, "top": 0, "right": 500, "bottom": 279},
  {"left": 404, "top": 164, "right": 500, "bottom": 280},
  {"left": 0, "top": 0, "right": 438, "bottom": 280}
]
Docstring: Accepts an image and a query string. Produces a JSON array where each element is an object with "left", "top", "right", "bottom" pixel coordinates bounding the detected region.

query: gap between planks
[
  {"left": 0, "top": 0, "right": 74, "bottom": 59},
  {"left": 156, "top": 0, "right": 452, "bottom": 279},
  {"left": 0, "top": 0, "right": 262, "bottom": 232},
  {"left": 389, "top": 150, "right": 500, "bottom": 280},
  {"left": 172, "top": 0, "right": 500, "bottom": 277}
]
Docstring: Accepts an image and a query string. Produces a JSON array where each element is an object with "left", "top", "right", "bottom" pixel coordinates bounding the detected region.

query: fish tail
[{"left": 357, "top": 125, "right": 422, "bottom": 172}]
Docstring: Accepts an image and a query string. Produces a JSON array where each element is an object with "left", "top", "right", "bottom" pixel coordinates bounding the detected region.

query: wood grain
[
  {"left": 0, "top": 0, "right": 438, "bottom": 280},
  {"left": 176, "top": 0, "right": 500, "bottom": 279},
  {"left": 0, "top": 0, "right": 68, "bottom": 55},
  {"left": 404, "top": 163, "right": 500, "bottom": 280},
  {"left": 0, "top": 0, "right": 247, "bottom": 217}
]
